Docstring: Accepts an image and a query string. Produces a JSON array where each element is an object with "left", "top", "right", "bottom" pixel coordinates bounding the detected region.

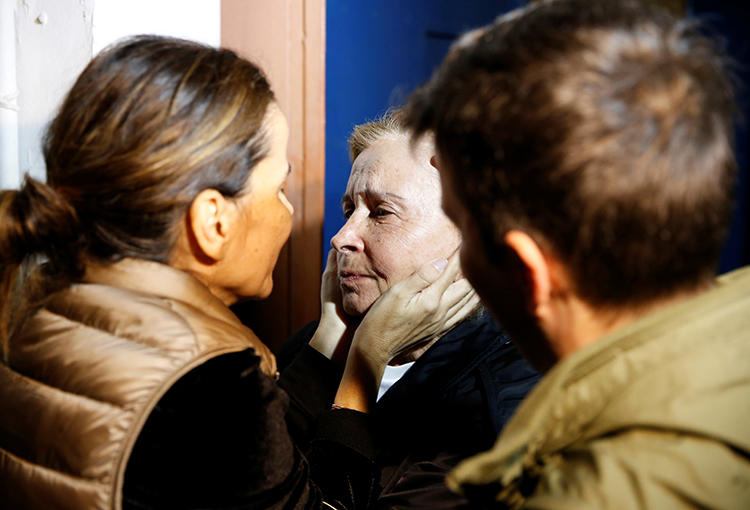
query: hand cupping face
[
  {"left": 309, "top": 250, "right": 360, "bottom": 364},
  {"left": 350, "top": 250, "right": 479, "bottom": 367}
]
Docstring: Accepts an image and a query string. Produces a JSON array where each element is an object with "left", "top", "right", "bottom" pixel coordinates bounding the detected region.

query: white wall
[
  {"left": 0, "top": 0, "right": 21, "bottom": 188},
  {"left": 0, "top": 0, "right": 220, "bottom": 189},
  {"left": 14, "top": 0, "right": 95, "bottom": 185},
  {"left": 93, "top": 0, "right": 220, "bottom": 54}
]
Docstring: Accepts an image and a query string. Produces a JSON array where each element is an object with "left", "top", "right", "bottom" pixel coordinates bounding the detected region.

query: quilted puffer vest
[{"left": 0, "top": 259, "right": 265, "bottom": 509}]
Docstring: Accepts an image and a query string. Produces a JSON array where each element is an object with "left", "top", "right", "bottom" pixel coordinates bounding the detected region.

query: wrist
[
  {"left": 350, "top": 328, "right": 391, "bottom": 368},
  {"left": 334, "top": 343, "right": 386, "bottom": 414},
  {"left": 309, "top": 324, "right": 342, "bottom": 359}
]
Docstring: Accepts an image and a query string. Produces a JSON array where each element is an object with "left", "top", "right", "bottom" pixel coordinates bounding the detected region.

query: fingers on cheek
[
  {"left": 377, "top": 278, "right": 391, "bottom": 295},
  {"left": 423, "top": 294, "right": 441, "bottom": 314},
  {"left": 444, "top": 279, "right": 470, "bottom": 301}
]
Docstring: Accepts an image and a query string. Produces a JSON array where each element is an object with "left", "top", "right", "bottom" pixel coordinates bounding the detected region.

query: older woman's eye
[
  {"left": 372, "top": 208, "right": 392, "bottom": 218},
  {"left": 343, "top": 208, "right": 353, "bottom": 219}
]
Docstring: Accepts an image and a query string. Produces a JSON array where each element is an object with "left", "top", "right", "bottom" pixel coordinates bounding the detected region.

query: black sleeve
[
  {"left": 279, "top": 344, "right": 344, "bottom": 444},
  {"left": 122, "top": 349, "right": 376, "bottom": 510},
  {"left": 276, "top": 320, "right": 320, "bottom": 371},
  {"left": 374, "top": 451, "right": 474, "bottom": 510}
]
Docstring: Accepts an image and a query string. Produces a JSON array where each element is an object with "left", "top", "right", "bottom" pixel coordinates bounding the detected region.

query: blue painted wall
[
  {"left": 690, "top": 0, "right": 750, "bottom": 273},
  {"left": 325, "top": 0, "right": 749, "bottom": 273},
  {"left": 325, "top": 0, "right": 523, "bottom": 261}
]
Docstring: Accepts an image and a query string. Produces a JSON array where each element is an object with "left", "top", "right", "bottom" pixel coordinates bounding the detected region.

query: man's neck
[{"left": 547, "top": 284, "right": 713, "bottom": 363}]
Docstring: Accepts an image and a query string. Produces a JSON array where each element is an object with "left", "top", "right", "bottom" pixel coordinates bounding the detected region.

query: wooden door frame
[{"left": 222, "top": 0, "right": 325, "bottom": 349}]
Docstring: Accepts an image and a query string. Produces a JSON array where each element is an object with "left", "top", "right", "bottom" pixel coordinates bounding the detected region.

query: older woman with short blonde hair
[{"left": 279, "top": 108, "right": 540, "bottom": 509}]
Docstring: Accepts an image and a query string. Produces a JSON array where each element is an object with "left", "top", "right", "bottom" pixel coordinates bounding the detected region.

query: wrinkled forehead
[{"left": 345, "top": 135, "right": 439, "bottom": 197}]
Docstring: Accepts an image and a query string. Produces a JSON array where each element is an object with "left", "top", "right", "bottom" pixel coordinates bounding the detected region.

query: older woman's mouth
[{"left": 339, "top": 271, "right": 372, "bottom": 288}]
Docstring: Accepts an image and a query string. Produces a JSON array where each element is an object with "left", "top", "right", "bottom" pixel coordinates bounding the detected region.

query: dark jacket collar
[{"left": 377, "top": 312, "right": 511, "bottom": 409}]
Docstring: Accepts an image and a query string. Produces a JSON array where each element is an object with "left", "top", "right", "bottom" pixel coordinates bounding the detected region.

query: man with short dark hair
[{"left": 405, "top": 0, "right": 750, "bottom": 508}]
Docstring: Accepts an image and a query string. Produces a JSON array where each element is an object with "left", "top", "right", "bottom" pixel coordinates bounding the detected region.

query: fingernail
[{"left": 431, "top": 258, "right": 449, "bottom": 272}]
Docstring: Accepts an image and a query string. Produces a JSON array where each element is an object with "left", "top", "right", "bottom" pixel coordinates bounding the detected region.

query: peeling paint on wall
[
  {"left": 0, "top": 1, "right": 21, "bottom": 188},
  {"left": 2, "top": 0, "right": 219, "bottom": 188},
  {"left": 15, "top": 0, "right": 94, "bottom": 183}
]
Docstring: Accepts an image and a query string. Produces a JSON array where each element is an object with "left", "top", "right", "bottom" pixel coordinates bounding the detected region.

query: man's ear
[
  {"left": 503, "top": 230, "right": 553, "bottom": 319},
  {"left": 187, "top": 189, "right": 236, "bottom": 262}
]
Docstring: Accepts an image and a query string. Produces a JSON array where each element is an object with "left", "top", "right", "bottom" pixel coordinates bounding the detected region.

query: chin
[
  {"left": 341, "top": 293, "right": 375, "bottom": 317},
  {"left": 258, "top": 280, "right": 273, "bottom": 299},
  {"left": 248, "top": 276, "right": 274, "bottom": 301}
]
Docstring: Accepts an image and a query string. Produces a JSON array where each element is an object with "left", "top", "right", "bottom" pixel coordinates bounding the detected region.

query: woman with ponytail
[{"left": 0, "top": 36, "right": 473, "bottom": 509}]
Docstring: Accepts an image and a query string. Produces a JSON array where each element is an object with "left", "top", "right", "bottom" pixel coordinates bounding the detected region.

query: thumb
[
  {"left": 402, "top": 257, "right": 449, "bottom": 291},
  {"left": 323, "top": 249, "right": 337, "bottom": 273}
]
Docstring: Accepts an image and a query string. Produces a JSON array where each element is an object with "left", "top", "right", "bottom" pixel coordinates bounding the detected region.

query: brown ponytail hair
[
  {"left": 0, "top": 178, "right": 82, "bottom": 357},
  {"left": 1, "top": 36, "right": 275, "bottom": 359}
]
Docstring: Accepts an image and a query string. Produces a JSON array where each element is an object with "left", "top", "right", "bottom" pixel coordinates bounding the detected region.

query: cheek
[
  {"left": 339, "top": 275, "right": 382, "bottom": 316},
  {"left": 372, "top": 221, "right": 458, "bottom": 285},
  {"left": 271, "top": 200, "right": 293, "bottom": 249},
  {"left": 366, "top": 234, "right": 414, "bottom": 290}
]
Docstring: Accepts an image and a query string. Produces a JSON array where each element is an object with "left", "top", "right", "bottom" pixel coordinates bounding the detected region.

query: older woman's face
[{"left": 332, "top": 134, "right": 461, "bottom": 316}]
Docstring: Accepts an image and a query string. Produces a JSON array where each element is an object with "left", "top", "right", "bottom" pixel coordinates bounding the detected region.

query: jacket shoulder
[
  {"left": 44, "top": 282, "right": 197, "bottom": 347},
  {"left": 526, "top": 428, "right": 750, "bottom": 510}
]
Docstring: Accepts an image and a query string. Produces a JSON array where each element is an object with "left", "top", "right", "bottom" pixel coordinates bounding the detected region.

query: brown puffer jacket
[{"left": 0, "top": 258, "right": 270, "bottom": 510}]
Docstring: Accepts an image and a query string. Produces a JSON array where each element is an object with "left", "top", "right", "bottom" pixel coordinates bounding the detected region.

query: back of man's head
[{"left": 407, "top": 0, "right": 737, "bottom": 307}]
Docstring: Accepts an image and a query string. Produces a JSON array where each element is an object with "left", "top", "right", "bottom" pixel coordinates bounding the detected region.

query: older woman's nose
[{"left": 331, "top": 218, "right": 364, "bottom": 253}]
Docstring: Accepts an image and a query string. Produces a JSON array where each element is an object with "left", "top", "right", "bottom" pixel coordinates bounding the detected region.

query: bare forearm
[
  {"left": 333, "top": 343, "right": 386, "bottom": 414},
  {"left": 309, "top": 322, "right": 343, "bottom": 360}
]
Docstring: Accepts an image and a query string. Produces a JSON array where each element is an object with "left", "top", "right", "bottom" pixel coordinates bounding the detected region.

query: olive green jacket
[{"left": 448, "top": 266, "right": 750, "bottom": 509}]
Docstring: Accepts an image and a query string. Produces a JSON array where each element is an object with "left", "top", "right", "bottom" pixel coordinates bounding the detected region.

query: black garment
[
  {"left": 278, "top": 313, "right": 541, "bottom": 509},
  {"left": 124, "top": 349, "right": 377, "bottom": 509}
]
